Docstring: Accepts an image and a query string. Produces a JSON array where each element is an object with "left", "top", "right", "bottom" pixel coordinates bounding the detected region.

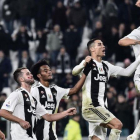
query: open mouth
[{"left": 102, "top": 50, "right": 105, "bottom": 52}]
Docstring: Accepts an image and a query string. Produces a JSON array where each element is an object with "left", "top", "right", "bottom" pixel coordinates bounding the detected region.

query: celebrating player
[
  {"left": 0, "top": 67, "right": 78, "bottom": 140},
  {"left": 118, "top": 6, "right": 140, "bottom": 140},
  {"left": 30, "top": 59, "right": 92, "bottom": 140},
  {"left": 72, "top": 38, "right": 140, "bottom": 140}
]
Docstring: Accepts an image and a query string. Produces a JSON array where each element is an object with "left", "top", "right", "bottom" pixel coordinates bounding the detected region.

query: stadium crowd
[{"left": 0, "top": 0, "right": 140, "bottom": 138}]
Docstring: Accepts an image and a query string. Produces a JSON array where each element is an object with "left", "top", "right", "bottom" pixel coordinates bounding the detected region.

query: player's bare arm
[
  {"left": 118, "top": 38, "right": 140, "bottom": 46},
  {"left": 136, "top": 0, "right": 140, "bottom": 7},
  {"left": 0, "top": 130, "right": 5, "bottom": 140},
  {"left": 68, "top": 74, "right": 86, "bottom": 95},
  {"left": 42, "top": 108, "right": 76, "bottom": 122},
  {"left": 72, "top": 56, "right": 92, "bottom": 76},
  {"left": 0, "top": 109, "right": 31, "bottom": 130}
]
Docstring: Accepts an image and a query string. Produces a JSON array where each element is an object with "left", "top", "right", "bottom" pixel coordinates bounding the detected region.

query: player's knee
[{"left": 91, "top": 135, "right": 101, "bottom": 140}]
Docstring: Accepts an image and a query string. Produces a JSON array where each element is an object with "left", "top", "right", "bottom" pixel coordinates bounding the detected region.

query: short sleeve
[
  {"left": 125, "top": 27, "right": 140, "bottom": 40},
  {"left": 56, "top": 86, "right": 70, "bottom": 100},
  {"left": 2, "top": 92, "right": 20, "bottom": 112},
  {"left": 36, "top": 100, "right": 48, "bottom": 117},
  {"left": 106, "top": 62, "right": 123, "bottom": 77}
]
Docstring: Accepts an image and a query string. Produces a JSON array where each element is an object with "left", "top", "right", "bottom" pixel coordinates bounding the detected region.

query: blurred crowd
[{"left": 0, "top": 0, "right": 140, "bottom": 138}]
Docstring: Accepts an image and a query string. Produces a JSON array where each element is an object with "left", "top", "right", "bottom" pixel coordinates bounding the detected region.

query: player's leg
[
  {"left": 91, "top": 107, "right": 122, "bottom": 140},
  {"left": 88, "top": 122, "right": 107, "bottom": 140},
  {"left": 105, "top": 118, "right": 122, "bottom": 140},
  {"left": 126, "top": 120, "right": 140, "bottom": 140}
]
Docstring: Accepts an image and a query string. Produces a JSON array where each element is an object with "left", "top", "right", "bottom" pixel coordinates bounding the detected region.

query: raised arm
[
  {"left": 0, "top": 109, "right": 31, "bottom": 130},
  {"left": 116, "top": 55, "right": 140, "bottom": 76},
  {"left": 72, "top": 56, "right": 92, "bottom": 76},
  {"left": 42, "top": 108, "right": 76, "bottom": 122},
  {"left": 118, "top": 38, "right": 140, "bottom": 46},
  {"left": 69, "top": 61, "right": 92, "bottom": 96},
  {"left": 72, "top": 60, "right": 85, "bottom": 76}
]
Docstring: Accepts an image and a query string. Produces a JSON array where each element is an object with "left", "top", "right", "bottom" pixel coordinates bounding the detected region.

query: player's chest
[
  {"left": 90, "top": 63, "right": 108, "bottom": 83},
  {"left": 38, "top": 87, "right": 57, "bottom": 111}
]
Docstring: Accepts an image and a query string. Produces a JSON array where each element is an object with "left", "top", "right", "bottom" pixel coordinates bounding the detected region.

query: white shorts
[
  {"left": 134, "top": 73, "right": 140, "bottom": 92},
  {"left": 11, "top": 126, "right": 37, "bottom": 140},
  {"left": 82, "top": 106, "right": 116, "bottom": 140}
]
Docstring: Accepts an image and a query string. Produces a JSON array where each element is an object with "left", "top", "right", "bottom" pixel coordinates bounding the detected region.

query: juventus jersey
[
  {"left": 79, "top": 59, "right": 123, "bottom": 111},
  {"left": 2, "top": 87, "right": 47, "bottom": 140},
  {"left": 31, "top": 82, "right": 70, "bottom": 140}
]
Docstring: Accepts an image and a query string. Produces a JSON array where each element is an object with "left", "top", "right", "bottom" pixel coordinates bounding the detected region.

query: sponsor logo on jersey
[
  {"left": 27, "top": 106, "right": 36, "bottom": 115},
  {"left": 45, "top": 102, "right": 55, "bottom": 110},
  {"left": 41, "top": 95, "right": 46, "bottom": 98},
  {"left": 6, "top": 101, "right": 11, "bottom": 107},
  {"left": 94, "top": 74, "right": 107, "bottom": 82},
  {"left": 26, "top": 98, "right": 30, "bottom": 102}
]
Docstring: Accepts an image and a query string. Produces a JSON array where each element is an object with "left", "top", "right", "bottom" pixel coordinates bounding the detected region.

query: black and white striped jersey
[
  {"left": 79, "top": 59, "right": 123, "bottom": 111},
  {"left": 2, "top": 87, "right": 47, "bottom": 140},
  {"left": 31, "top": 82, "right": 70, "bottom": 140}
]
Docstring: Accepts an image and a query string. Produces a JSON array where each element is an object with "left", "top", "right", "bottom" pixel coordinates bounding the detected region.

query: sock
[
  {"left": 132, "top": 120, "right": 140, "bottom": 139},
  {"left": 109, "top": 129, "right": 121, "bottom": 140}
]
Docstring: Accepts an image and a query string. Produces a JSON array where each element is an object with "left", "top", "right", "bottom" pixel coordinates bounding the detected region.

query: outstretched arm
[
  {"left": 42, "top": 108, "right": 76, "bottom": 122},
  {"left": 115, "top": 55, "right": 140, "bottom": 76},
  {"left": 118, "top": 38, "right": 140, "bottom": 46}
]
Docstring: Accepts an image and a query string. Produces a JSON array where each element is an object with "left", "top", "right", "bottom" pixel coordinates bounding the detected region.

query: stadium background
[{"left": 0, "top": 0, "right": 140, "bottom": 139}]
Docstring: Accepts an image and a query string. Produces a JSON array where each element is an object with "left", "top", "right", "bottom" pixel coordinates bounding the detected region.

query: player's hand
[
  {"left": 65, "top": 108, "right": 77, "bottom": 116},
  {"left": 19, "top": 120, "right": 31, "bottom": 129},
  {"left": 0, "top": 130, "right": 5, "bottom": 140},
  {"left": 136, "top": 0, "right": 140, "bottom": 7},
  {"left": 83, "top": 61, "right": 92, "bottom": 76},
  {"left": 84, "top": 56, "right": 92, "bottom": 66}
]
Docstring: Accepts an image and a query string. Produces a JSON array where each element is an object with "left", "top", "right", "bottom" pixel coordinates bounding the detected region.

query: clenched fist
[{"left": 66, "top": 108, "right": 77, "bottom": 116}]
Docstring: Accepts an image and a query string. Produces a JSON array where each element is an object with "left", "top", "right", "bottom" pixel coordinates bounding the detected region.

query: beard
[{"left": 24, "top": 79, "right": 35, "bottom": 85}]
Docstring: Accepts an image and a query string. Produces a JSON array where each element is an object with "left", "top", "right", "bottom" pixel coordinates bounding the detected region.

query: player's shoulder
[
  {"left": 9, "top": 88, "right": 22, "bottom": 97},
  {"left": 102, "top": 60, "right": 113, "bottom": 70},
  {"left": 102, "top": 60, "right": 109, "bottom": 66},
  {"left": 15, "top": 87, "right": 23, "bottom": 93},
  {"left": 32, "top": 82, "right": 41, "bottom": 89}
]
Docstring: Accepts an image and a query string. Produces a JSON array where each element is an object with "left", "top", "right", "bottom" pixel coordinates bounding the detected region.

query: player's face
[
  {"left": 39, "top": 65, "right": 53, "bottom": 81},
  {"left": 92, "top": 40, "right": 105, "bottom": 57},
  {"left": 21, "top": 69, "right": 35, "bottom": 85}
]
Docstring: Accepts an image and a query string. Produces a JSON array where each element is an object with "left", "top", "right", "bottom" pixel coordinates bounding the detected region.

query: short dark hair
[
  {"left": 31, "top": 59, "right": 49, "bottom": 81},
  {"left": 87, "top": 38, "right": 100, "bottom": 52},
  {"left": 13, "top": 67, "right": 27, "bottom": 85}
]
